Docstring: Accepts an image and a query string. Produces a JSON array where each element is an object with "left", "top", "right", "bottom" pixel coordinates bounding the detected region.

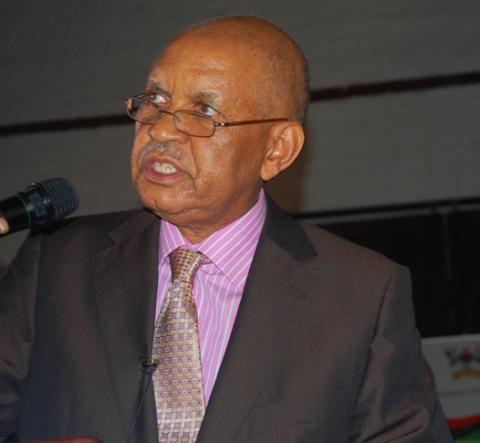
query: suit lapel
[
  {"left": 198, "top": 201, "right": 317, "bottom": 443},
  {"left": 93, "top": 210, "right": 160, "bottom": 442}
]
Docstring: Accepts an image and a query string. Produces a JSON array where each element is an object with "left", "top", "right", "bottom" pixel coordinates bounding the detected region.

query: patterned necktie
[{"left": 153, "top": 247, "right": 208, "bottom": 443}]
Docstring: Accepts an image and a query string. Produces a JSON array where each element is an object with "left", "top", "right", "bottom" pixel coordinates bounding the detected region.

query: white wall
[{"left": 1, "top": 0, "right": 480, "bottom": 265}]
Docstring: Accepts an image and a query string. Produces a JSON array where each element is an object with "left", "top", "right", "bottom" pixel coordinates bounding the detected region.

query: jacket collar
[
  {"left": 94, "top": 209, "right": 160, "bottom": 442},
  {"left": 197, "top": 198, "right": 318, "bottom": 442}
]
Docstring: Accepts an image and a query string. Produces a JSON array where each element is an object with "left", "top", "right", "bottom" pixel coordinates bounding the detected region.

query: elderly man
[{"left": 0, "top": 16, "right": 452, "bottom": 443}]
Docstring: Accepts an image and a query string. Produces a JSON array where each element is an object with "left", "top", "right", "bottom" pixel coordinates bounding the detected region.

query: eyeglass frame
[{"left": 125, "top": 93, "right": 289, "bottom": 138}]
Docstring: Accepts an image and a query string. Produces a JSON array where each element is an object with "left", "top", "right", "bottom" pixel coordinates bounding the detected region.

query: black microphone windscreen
[{"left": 34, "top": 177, "right": 79, "bottom": 222}]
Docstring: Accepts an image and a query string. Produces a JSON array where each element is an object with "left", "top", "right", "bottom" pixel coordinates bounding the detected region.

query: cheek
[
  {"left": 193, "top": 130, "right": 265, "bottom": 190},
  {"left": 220, "top": 129, "right": 267, "bottom": 174},
  {"left": 130, "top": 128, "right": 149, "bottom": 177},
  {"left": 192, "top": 134, "right": 241, "bottom": 182}
]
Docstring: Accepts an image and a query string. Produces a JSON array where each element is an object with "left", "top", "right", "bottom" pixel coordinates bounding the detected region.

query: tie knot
[{"left": 169, "top": 248, "right": 208, "bottom": 284}]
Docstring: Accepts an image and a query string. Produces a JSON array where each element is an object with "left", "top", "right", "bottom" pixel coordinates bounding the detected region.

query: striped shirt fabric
[{"left": 155, "top": 189, "right": 267, "bottom": 404}]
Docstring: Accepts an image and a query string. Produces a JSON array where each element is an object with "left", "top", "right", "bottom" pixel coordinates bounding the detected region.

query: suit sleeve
[
  {"left": 349, "top": 266, "right": 453, "bottom": 442},
  {"left": 0, "top": 236, "right": 41, "bottom": 442}
]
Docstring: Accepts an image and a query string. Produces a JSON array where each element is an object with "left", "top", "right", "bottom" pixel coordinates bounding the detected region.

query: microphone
[
  {"left": 0, "top": 177, "right": 79, "bottom": 234},
  {"left": 139, "top": 357, "right": 159, "bottom": 375}
]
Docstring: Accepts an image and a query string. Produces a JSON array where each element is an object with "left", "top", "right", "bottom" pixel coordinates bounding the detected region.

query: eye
[
  {"left": 197, "top": 103, "right": 217, "bottom": 117},
  {"left": 144, "top": 91, "right": 169, "bottom": 106}
]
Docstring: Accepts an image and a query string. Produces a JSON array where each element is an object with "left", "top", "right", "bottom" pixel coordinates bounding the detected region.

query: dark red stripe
[
  {"left": 448, "top": 413, "right": 480, "bottom": 430},
  {"left": 310, "top": 71, "right": 480, "bottom": 102}
]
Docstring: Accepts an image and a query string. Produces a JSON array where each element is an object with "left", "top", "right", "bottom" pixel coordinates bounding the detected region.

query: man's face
[{"left": 131, "top": 35, "right": 273, "bottom": 241}]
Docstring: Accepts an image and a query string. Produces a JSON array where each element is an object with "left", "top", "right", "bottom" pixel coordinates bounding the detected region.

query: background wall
[{"left": 1, "top": 0, "right": 480, "bottom": 270}]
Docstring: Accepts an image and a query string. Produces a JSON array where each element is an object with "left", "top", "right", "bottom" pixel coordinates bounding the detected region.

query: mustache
[{"left": 138, "top": 140, "right": 185, "bottom": 165}]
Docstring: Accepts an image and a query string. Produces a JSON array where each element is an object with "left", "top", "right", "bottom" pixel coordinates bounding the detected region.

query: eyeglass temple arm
[{"left": 216, "top": 118, "right": 289, "bottom": 128}]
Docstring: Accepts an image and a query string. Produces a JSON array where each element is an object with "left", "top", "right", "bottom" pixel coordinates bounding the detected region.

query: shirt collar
[{"left": 159, "top": 189, "right": 267, "bottom": 289}]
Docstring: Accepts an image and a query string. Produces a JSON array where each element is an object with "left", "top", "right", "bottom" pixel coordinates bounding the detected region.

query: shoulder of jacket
[{"left": 299, "top": 221, "right": 401, "bottom": 275}]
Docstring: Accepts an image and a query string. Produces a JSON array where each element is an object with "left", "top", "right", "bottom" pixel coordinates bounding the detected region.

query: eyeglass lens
[{"left": 128, "top": 98, "right": 215, "bottom": 136}]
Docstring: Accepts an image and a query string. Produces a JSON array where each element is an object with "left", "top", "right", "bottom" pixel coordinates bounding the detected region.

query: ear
[{"left": 261, "top": 121, "right": 305, "bottom": 182}]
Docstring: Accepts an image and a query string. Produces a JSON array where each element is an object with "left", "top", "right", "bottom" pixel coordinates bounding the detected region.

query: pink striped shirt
[{"left": 155, "top": 189, "right": 266, "bottom": 404}]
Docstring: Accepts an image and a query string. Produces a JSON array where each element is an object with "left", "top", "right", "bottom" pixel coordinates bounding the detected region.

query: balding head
[{"left": 168, "top": 16, "right": 309, "bottom": 122}]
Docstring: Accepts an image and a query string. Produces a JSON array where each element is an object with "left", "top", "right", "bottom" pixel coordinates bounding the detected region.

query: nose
[{"left": 147, "top": 112, "right": 189, "bottom": 143}]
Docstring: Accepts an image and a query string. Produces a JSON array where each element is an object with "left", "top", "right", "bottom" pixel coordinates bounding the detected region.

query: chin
[{"left": 137, "top": 189, "right": 183, "bottom": 219}]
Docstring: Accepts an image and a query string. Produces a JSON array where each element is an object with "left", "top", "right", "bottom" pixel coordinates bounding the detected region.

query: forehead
[
  {"left": 148, "top": 56, "right": 232, "bottom": 91},
  {"left": 147, "top": 35, "right": 262, "bottom": 108}
]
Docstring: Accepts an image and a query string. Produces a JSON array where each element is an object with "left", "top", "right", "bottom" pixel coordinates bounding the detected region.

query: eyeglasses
[{"left": 125, "top": 94, "right": 289, "bottom": 137}]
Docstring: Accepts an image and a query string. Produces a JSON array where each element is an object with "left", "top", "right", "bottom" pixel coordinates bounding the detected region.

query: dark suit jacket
[{"left": 0, "top": 201, "right": 452, "bottom": 442}]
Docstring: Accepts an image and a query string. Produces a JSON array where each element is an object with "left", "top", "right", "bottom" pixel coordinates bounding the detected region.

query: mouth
[
  {"left": 141, "top": 155, "right": 187, "bottom": 184},
  {"left": 152, "top": 162, "right": 178, "bottom": 175}
]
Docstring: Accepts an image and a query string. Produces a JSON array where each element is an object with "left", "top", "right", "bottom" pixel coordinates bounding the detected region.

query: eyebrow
[
  {"left": 145, "top": 82, "right": 222, "bottom": 108},
  {"left": 145, "top": 81, "right": 169, "bottom": 95},
  {"left": 191, "top": 91, "right": 222, "bottom": 107}
]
